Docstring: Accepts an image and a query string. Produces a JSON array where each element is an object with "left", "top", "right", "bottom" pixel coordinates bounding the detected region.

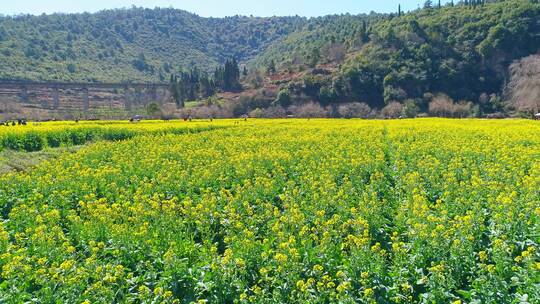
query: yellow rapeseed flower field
[
  {"left": 0, "top": 120, "right": 228, "bottom": 152},
  {"left": 0, "top": 118, "right": 538, "bottom": 303}
]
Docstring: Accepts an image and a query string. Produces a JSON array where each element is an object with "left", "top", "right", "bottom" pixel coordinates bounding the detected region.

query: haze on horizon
[{"left": 0, "top": 0, "right": 448, "bottom": 18}]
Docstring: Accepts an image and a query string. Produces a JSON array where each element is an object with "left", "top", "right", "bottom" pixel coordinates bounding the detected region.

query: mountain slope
[
  {"left": 2, "top": 0, "right": 539, "bottom": 118},
  {"left": 0, "top": 8, "right": 305, "bottom": 82},
  {"left": 250, "top": 0, "right": 540, "bottom": 113},
  {"left": 248, "top": 13, "right": 384, "bottom": 69}
]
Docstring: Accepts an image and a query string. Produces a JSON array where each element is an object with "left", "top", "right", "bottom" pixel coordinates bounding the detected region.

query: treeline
[
  {"left": 251, "top": 0, "right": 540, "bottom": 116},
  {"left": 170, "top": 59, "right": 241, "bottom": 107}
]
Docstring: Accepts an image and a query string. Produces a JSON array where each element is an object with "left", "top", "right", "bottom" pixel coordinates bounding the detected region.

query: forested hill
[
  {"left": 0, "top": 8, "right": 305, "bottom": 82},
  {"left": 2, "top": 0, "right": 540, "bottom": 116},
  {"left": 251, "top": 0, "right": 540, "bottom": 112}
]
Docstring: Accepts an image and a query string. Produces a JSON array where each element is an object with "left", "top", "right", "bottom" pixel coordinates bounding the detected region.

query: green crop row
[{"left": 0, "top": 123, "right": 225, "bottom": 152}]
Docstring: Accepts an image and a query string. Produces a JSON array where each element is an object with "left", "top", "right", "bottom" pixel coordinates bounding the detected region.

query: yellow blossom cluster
[{"left": 0, "top": 118, "right": 538, "bottom": 303}]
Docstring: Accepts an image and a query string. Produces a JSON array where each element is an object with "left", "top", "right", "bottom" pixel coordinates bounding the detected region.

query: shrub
[
  {"left": 249, "top": 108, "right": 264, "bottom": 118},
  {"left": 453, "top": 101, "right": 472, "bottom": 118},
  {"left": 22, "top": 132, "right": 44, "bottom": 152},
  {"left": 429, "top": 94, "right": 472, "bottom": 118},
  {"left": 338, "top": 102, "right": 371, "bottom": 118},
  {"left": 46, "top": 132, "right": 68, "bottom": 148},
  {"left": 429, "top": 94, "right": 453, "bottom": 117},
  {"left": 69, "top": 131, "right": 88, "bottom": 146},
  {"left": 3, "top": 134, "right": 23, "bottom": 150},
  {"left": 189, "top": 106, "right": 214, "bottom": 119},
  {"left": 146, "top": 102, "right": 161, "bottom": 118},
  {"left": 507, "top": 54, "right": 540, "bottom": 115},
  {"left": 102, "top": 129, "right": 136, "bottom": 141},
  {"left": 262, "top": 106, "right": 287, "bottom": 118},
  {"left": 402, "top": 99, "right": 419, "bottom": 118},
  {"left": 292, "top": 102, "right": 328, "bottom": 118},
  {"left": 275, "top": 89, "right": 292, "bottom": 107},
  {"left": 227, "top": 93, "right": 274, "bottom": 117},
  {"left": 160, "top": 103, "right": 179, "bottom": 120},
  {"left": 381, "top": 102, "right": 403, "bottom": 118},
  {"left": 3, "top": 132, "right": 45, "bottom": 151}
]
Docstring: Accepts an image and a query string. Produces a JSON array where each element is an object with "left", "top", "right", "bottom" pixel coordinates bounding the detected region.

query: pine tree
[
  {"left": 217, "top": 58, "right": 241, "bottom": 91},
  {"left": 308, "top": 48, "right": 320, "bottom": 68},
  {"left": 214, "top": 66, "right": 224, "bottom": 89},
  {"left": 267, "top": 59, "right": 276, "bottom": 74},
  {"left": 170, "top": 74, "right": 180, "bottom": 106}
]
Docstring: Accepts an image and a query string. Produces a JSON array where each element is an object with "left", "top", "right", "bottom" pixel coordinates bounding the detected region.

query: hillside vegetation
[
  {"left": 0, "top": 8, "right": 304, "bottom": 82},
  {"left": 1, "top": 0, "right": 540, "bottom": 117},
  {"left": 251, "top": 0, "right": 540, "bottom": 115},
  {"left": 248, "top": 13, "right": 384, "bottom": 69}
]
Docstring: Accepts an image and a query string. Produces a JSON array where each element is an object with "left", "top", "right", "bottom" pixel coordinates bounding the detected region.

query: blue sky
[{"left": 0, "top": 1, "right": 441, "bottom": 17}]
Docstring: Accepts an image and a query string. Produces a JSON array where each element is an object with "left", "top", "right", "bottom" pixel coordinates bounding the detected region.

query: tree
[
  {"left": 507, "top": 55, "right": 540, "bottom": 115},
  {"left": 249, "top": 108, "right": 264, "bottom": 118},
  {"left": 146, "top": 102, "right": 161, "bottom": 118},
  {"left": 170, "top": 75, "right": 181, "bottom": 107},
  {"left": 338, "top": 102, "right": 372, "bottom": 118},
  {"left": 169, "top": 66, "right": 216, "bottom": 108},
  {"left": 429, "top": 94, "right": 454, "bottom": 117},
  {"left": 308, "top": 48, "right": 320, "bottom": 68},
  {"left": 294, "top": 102, "right": 328, "bottom": 118},
  {"left": 133, "top": 52, "right": 150, "bottom": 72},
  {"left": 327, "top": 43, "right": 346, "bottom": 63},
  {"left": 477, "top": 24, "right": 510, "bottom": 58},
  {"left": 424, "top": 0, "right": 433, "bottom": 8},
  {"left": 199, "top": 71, "right": 215, "bottom": 98},
  {"left": 267, "top": 59, "right": 276, "bottom": 74},
  {"left": 381, "top": 102, "right": 403, "bottom": 118},
  {"left": 402, "top": 99, "right": 419, "bottom": 118},
  {"left": 223, "top": 58, "right": 241, "bottom": 91},
  {"left": 213, "top": 58, "right": 241, "bottom": 91},
  {"left": 0, "top": 26, "right": 7, "bottom": 42},
  {"left": 67, "top": 63, "right": 77, "bottom": 73},
  {"left": 275, "top": 89, "right": 292, "bottom": 107},
  {"left": 427, "top": 98, "right": 472, "bottom": 118}
]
